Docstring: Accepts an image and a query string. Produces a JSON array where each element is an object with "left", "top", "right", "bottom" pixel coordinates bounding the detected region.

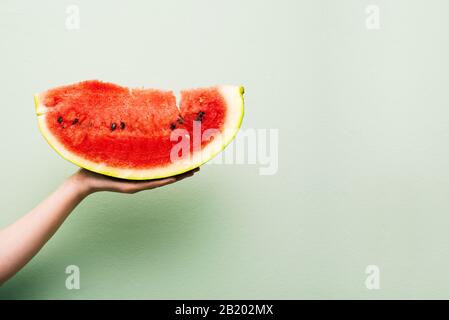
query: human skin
[{"left": 0, "top": 168, "right": 199, "bottom": 284}]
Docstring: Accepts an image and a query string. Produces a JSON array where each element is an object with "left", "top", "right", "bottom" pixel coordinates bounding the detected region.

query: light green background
[{"left": 1, "top": 0, "right": 449, "bottom": 299}]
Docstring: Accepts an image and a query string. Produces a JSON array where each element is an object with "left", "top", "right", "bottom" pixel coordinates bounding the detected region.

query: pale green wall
[{"left": 1, "top": 0, "right": 449, "bottom": 299}]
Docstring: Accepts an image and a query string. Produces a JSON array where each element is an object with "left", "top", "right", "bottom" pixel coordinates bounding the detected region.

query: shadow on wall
[{"left": 0, "top": 176, "right": 225, "bottom": 299}]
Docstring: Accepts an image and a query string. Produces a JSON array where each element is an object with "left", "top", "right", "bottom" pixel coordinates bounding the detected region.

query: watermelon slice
[{"left": 34, "top": 80, "right": 244, "bottom": 180}]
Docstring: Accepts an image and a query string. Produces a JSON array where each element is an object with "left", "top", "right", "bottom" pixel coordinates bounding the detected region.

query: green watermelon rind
[{"left": 34, "top": 85, "right": 245, "bottom": 180}]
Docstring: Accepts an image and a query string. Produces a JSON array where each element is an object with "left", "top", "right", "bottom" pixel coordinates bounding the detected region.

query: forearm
[
  {"left": 0, "top": 167, "right": 196, "bottom": 285},
  {"left": 0, "top": 174, "right": 90, "bottom": 284}
]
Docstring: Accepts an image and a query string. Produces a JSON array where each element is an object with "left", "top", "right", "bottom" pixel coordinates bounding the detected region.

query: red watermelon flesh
[{"left": 35, "top": 80, "right": 244, "bottom": 180}]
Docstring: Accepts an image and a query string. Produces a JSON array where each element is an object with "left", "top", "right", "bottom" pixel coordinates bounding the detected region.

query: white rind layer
[{"left": 35, "top": 85, "right": 244, "bottom": 180}]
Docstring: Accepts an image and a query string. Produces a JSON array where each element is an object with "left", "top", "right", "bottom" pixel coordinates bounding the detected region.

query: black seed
[
  {"left": 195, "top": 111, "right": 205, "bottom": 121},
  {"left": 120, "top": 121, "right": 125, "bottom": 130},
  {"left": 57, "top": 116, "right": 63, "bottom": 124},
  {"left": 72, "top": 118, "right": 79, "bottom": 125},
  {"left": 170, "top": 123, "right": 177, "bottom": 130},
  {"left": 177, "top": 116, "right": 185, "bottom": 124},
  {"left": 111, "top": 123, "right": 117, "bottom": 131}
]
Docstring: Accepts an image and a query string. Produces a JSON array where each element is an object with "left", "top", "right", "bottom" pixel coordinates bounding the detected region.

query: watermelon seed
[
  {"left": 170, "top": 123, "right": 177, "bottom": 130},
  {"left": 57, "top": 116, "right": 63, "bottom": 124},
  {"left": 72, "top": 118, "right": 79, "bottom": 125},
  {"left": 111, "top": 123, "right": 117, "bottom": 131},
  {"left": 177, "top": 116, "right": 185, "bottom": 124},
  {"left": 120, "top": 122, "right": 126, "bottom": 130},
  {"left": 195, "top": 111, "right": 205, "bottom": 121}
]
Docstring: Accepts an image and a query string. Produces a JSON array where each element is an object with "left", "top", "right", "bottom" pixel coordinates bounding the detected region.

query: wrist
[{"left": 68, "top": 170, "right": 94, "bottom": 198}]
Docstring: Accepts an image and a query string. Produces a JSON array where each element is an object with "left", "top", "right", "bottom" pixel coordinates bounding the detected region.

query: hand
[{"left": 71, "top": 167, "right": 200, "bottom": 195}]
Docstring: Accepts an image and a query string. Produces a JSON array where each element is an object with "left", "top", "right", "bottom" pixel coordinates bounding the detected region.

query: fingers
[
  {"left": 144, "top": 177, "right": 177, "bottom": 188},
  {"left": 174, "top": 167, "right": 200, "bottom": 181},
  {"left": 124, "top": 167, "right": 200, "bottom": 193},
  {"left": 94, "top": 167, "right": 201, "bottom": 193},
  {"left": 150, "top": 167, "right": 199, "bottom": 186}
]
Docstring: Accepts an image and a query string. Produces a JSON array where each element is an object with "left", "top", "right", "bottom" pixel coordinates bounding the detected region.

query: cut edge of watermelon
[{"left": 34, "top": 85, "right": 244, "bottom": 180}]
